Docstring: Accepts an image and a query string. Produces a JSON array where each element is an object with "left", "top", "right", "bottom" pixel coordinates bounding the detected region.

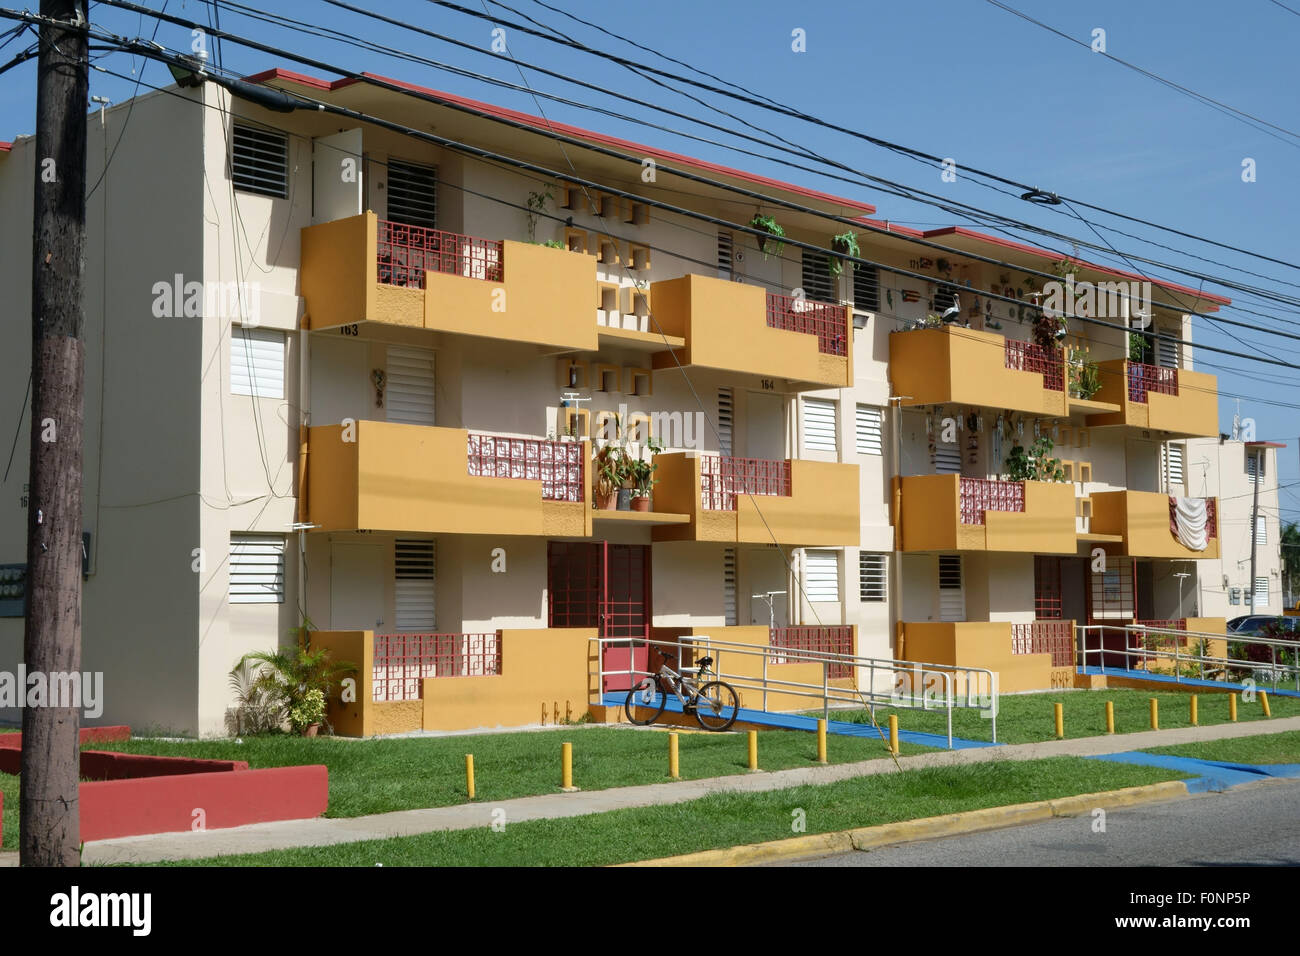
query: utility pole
[
  {"left": 1249, "top": 446, "right": 1261, "bottom": 615},
  {"left": 21, "top": 0, "right": 89, "bottom": 867}
]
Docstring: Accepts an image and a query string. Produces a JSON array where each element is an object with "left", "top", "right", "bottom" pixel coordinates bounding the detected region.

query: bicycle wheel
[
  {"left": 692, "top": 681, "right": 740, "bottom": 731},
  {"left": 624, "top": 676, "right": 668, "bottom": 726}
]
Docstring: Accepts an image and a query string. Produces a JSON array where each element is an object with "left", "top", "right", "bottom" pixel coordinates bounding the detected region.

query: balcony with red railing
[
  {"left": 1004, "top": 339, "right": 1065, "bottom": 391},
  {"left": 897, "top": 473, "right": 1076, "bottom": 553},
  {"left": 700, "top": 455, "right": 792, "bottom": 511},
  {"left": 1011, "top": 621, "right": 1075, "bottom": 668},
  {"left": 1090, "top": 490, "right": 1220, "bottom": 559},
  {"left": 959, "top": 477, "right": 1025, "bottom": 525},
  {"left": 1126, "top": 362, "right": 1178, "bottom": 403},
  {"left": 376, "top": 220, "right": 503, "bottom": 288},
  {"left": 1087, "top": 359, "right": 1217, "bottom": 437},
  {"left": 467, "top": 432, "right": 584, "bottom": 503},
  {"left": 765, "top": 292, "right": 848, "bottom": 357},
  {"left": 373, "top": 632, "right": 501, "bottom": 702}
]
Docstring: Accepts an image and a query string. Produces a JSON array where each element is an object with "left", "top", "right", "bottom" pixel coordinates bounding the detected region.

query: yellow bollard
[
  {"left": 816, "top": 718, "right": 828, "bottom": 764},
  {"left": 1054, "top": 702, "right": 1064, "bottom": 740},
  {"left": 465, "top": 754, "right": 476, "bottom": 800},
  {"left": 888, "top": 714, "right": 899, "bottom": 755},
  {"left": 668, "top": 732, "right": 680, "bottom": 780},
  {"left": 561, "top": 741, "right": 574, "bottom": 790},
  {"left": 747, "top": 730, "right": 758, "bottom": 772},
  {"left": 1149, "top": 698, "right": 1159, "bottom": 730},
  {"left": 1105, "top": 700, "right": 1115, "bottom": 734},
  {"left": 1190, "top": 695, "right": 1198, "bottom": 726},
  {"left": 1261, "top": 690, "right": 1272, "bottom": 718},
  {"left": 1229, "top": 693, "right": 1238, "bottom": 722}
]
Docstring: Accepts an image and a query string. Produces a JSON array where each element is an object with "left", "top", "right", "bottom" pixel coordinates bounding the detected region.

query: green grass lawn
[
  {"left": 1143, "top": 730, "right": 1300, "bottom": 765},
  {"left": 0, "top": 771, "right": 15, "bottom": 850},
  {"left": 814, "top": 687, "right": 1300, "bottom": 745},
  {"left": 158, "top": 756, "right": 1190, "bottom": 867}
]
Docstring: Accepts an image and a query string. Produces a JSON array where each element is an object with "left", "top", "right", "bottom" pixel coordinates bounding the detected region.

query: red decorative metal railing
[
  {"left": 765, "top": 292, "right": 848, "bottom": 356},
  {"left": 1034, "top": 556, "right": 1063, "bottom": 619},
  {"left": 1011, "top": 621, "right": 1075, "bottom": 667},
  {"left": 372, "top": 632, "right": 500, "bottom": 701},
  {"left": 377, "top": 220, "right": 504, "bottom": 289},
  {"left": 700, "top": 454, "right": 792, "bottom": 510},
  {"left": 1128, "top": 362, "right": 1178, "bottom": 403},
  {"left": 1004, "top": 339, "right": 1064, "bottom": 391},
  {"left": 467, "top": 433, "right": 584, "bottom": 502},
  {"left": 770, "top": 626, "right": 854, "bottom": 677},
  {"left": 1136, "top": 619, "right": 1187, "bottom": 633},
  {"left": 1168, "top": 497, "right": 1218, "bottom": 539},
  {"left": 959, "top": 477, "right": 1025, "bottom": 525}
]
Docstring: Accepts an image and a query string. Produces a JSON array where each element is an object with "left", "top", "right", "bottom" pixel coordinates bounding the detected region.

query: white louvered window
[
  {"left": 230, "top": 327, "right": 285, "bottom": 399},
  {"left": 1253, "top": 514, "right": 1267, "bottom": 546},
  {"left": 1252, "top": 577, "right": 1269, "bottom": 605},
  {"left": 717, "top": 387, "right": 734, "bottom": 457},
  {"left": 931, "top": 283, "right": 959, "bottom": 314},
  {"left": 1157, "top": 328, "right": 1180, "bottom": 369},
  {"left": 717, "top": 231, "right": 734, "bottom": 280},
  {"left": 804, "top": 550, "right": 839, "bottom": 603},
  {"left": 723, "top": 547, "right": 738, "bottom": 626},
  {"left": 1247, "top": 451, "right": 1264, "bottom": 485},
  {"left": 386, "top": 159, "right": 438, "bottom": 228},
  {"left": 394, "top": 539, "right": 436, "bottom": 631},
  {"left": 232, "top": 124, "right": 288, "bottom": 199},
  {"left": 859, "top": 553, "right": 886, "bottom": 602},
  {"left": 856, "top": 405, "right": 883, "bottom": 456},
  {"left": 801, "top": 250, "right": 835, "bottom": 303},
  {"left": 802, "top": 398, "right": 837, "bottom": 453},
  {"left": 853, "top": 265, "right": 880, "bottom": 313},
  {"left": 938, "top": 555, "right": 964, "bottom": 622},
  {"left": 932, "top": 438, "right": 962, "bottom": 474},
  {"left": 229, "top": 535, "right": 285, "bottom": 604},
  {"left": 386, "top": 345, "right": 436, "bottom": 426},
  {"left": 1165, "top": 443, "right": 1184, "bottom": 487}
]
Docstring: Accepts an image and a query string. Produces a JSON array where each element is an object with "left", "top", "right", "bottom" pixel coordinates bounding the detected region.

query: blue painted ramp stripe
[
  {"left": 1078, "top": 666, "right": 1300, "bottom": 699},
  {"left": 1089, "top": 751, "right": 1300, "bottom": 793},
  {"left": 599, "top": 692, "right": 999, "bottom": 750}
]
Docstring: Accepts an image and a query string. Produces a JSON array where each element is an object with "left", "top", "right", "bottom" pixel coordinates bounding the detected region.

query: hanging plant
[
  {"left": 828, "top": 230, "right": 860, "bottom": 277},
  {"left": 749, "top": 213, "right": 786, "bottom": 259}
]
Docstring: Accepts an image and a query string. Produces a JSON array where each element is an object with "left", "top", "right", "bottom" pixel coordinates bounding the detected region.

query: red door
[{"left": 548, "top": 541, "right": 651, "bottom": 692}]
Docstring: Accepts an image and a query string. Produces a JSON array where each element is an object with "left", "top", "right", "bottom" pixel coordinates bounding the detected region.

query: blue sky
[{"left": 3, "top": 0, "right": 1297, "bottom": 518}]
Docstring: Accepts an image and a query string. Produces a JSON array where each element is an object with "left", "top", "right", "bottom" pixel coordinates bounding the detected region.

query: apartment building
[{"left": 0, "top": 68, "right": 1233, "bottom": 734}]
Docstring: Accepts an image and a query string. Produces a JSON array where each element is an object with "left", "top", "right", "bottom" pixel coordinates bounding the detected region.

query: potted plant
[
  {"left": 237, "top": 643, "right": 356, "bottom": 737},
  {"left": 1003, "top": 435, "right": 1067, "bottom": 483},
  {"left": 627, "top": 437, "right": 664, "bottom": 512},
  {"left": 1067, "top": 345, "right": 1102, "bottom": 400},
  {"left": 749, "top": 213, "right": 785, "bottom": 259},
  {"left": 828, "top": 230, "right": 859, "bottom": 277},
  {"left": 593, "top": 442, "right": 628, "bottom": 510}
]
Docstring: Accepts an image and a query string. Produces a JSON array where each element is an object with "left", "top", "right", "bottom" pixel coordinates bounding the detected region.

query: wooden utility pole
[{"left": 21, "top": 0, "right": 88, "bottom": 867}]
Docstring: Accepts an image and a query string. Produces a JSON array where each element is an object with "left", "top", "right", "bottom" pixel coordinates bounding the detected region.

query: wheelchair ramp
[{"left": 1079, "top": 666, "right": 1300, "bottom": 699}]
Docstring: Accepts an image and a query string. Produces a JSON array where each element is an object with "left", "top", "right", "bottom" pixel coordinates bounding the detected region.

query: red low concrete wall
[
  {"left": 0, "top": 747, "right": 244, "bottom": 778},
  {"left": 0, "top": 725, "right": 131, "bottom": 750},
  {"left": 80, "top": 765, "right": 329, "bottom": 841}
]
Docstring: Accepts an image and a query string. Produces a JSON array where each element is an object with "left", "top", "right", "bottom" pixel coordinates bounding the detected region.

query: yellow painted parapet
[
  {"left": 649, "top": 274, "right": 852, "bottom": 387},
  {"left": 897, "top": 473, "right": 1076, "bottom": 553},
  {"left": 681, "top": 625, "right": 849, "bottom": 713},
  {"left": 888, "top": 327, "right": 1066, "bottom": 416},
  {"left": 305, "top": 420, "right": 590, "bottom": 536},
  {"left": 899, "top": 621, "right": 1060, "bottom": 693},
  {"left": 309, "top": 630, "right": 423, "bottom": 737},
  {"left": 300, "top": 213, "right": 598, "bottom": 349},
  {"left": 1090, "top": 490, "right": 1220, "bottom": 559},
  {"left": 1087, "top": 359, "right": 1218, "bottom": 437},
  {"left": 421, "top": 628, "right": 597, "bottom": 731},
  {"left": 651, "top": 453, "right": 859, "bottom": 546}
]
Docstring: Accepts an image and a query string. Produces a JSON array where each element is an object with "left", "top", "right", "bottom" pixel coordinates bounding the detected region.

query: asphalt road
[{"left": 785, "top": 779, "right": 1300, "bottom": 866}]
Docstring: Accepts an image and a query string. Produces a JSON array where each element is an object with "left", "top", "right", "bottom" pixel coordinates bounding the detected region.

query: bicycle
[{"left": 623, "top": 648, "right": 740, "bottom": 731}]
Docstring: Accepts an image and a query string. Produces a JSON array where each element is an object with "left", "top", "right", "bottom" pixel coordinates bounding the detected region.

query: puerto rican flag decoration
[{"left": 900, "top": 289, "right": 921, "bottom": 303}]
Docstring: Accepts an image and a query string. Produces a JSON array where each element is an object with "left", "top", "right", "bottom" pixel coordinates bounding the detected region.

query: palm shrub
[{"left": 237, "top": 645, "right": 357, "bottom": 736}]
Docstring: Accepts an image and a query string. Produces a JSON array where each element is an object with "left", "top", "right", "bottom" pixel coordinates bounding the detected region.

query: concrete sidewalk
[{"left": 80, "top": 715, "right": 1300, "bottom": 865}]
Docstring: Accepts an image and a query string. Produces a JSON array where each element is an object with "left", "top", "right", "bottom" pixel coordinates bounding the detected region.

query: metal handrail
[
  {"left": 1077, "top": 624, "right": 1300, "bottom": 692},
  {"left": 592, "top": 634, "right": 999, "bottom": 748}
]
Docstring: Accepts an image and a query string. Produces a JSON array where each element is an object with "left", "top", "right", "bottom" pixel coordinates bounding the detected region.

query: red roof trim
[
  {"left": 241, "top": 67, "right": 878, "bottom": 216},
  {"left": 0, "top": 142, "right": 11, "bottom": 153},
  {"left": 923, "top": 226, "right": 1232, "bottom": 307},
  {"left": 1246, "top": 441, "right": 1286, "bottom": 448}
]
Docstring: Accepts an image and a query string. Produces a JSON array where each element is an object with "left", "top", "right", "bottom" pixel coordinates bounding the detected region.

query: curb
[{"left": 619, "top": 780, "right": 1191, "bottom": 867}]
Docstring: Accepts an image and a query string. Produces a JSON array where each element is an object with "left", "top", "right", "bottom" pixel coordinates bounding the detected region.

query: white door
[
  {"left": 331, "top": 543, "right": 384, "bottom": 630},
  {"left": 312, "top": 129, "right": 363, "bottom": 225},
  {"left": 1126, "top": 439, "right": 1160, "bottom": 493},
  {"left": 745, "top": 549, "right": 789, "bottom": 628},
  {"left": 746, "top": 391, "right": 785, "bottom": 461},
  {"left": 386, "top": 345, "right": 436, "bottom": 426}
]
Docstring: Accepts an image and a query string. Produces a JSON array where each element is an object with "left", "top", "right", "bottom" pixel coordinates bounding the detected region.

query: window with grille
[
  {"left": 723, "top": 548, "right": 738, "bottom": 626},
  {"left": 1165, "top": 443, "right": 1184, "bottom": 487},
  {"left": 802, "top": 398, "right": 837, "bottom": 453},
  {"left": 1252, "top": 577, "right": 1269, "bottom": 605},
  {"left": 1157, "top": 328, "right": 1180, "bottom": 369},
  {"left": 230, "top": 327, "right": 285, "bottom": 399},
  {"left": 386, "top": 159, "right": 438, "bottom": 228},
  {"left": 394, "top": 539, "right": 436, "bottom": 631},
  {"left": 859, "top": 553, "right": 886, "bottom": 602},
  {"left": 856, "top": 405, "right": 884, "bottom": 456},
  {"left": 931, "top": 283, "right": 959, "bottom": 314},
  {"left": 804, "top": 550, "right": 839, "bottom": 602},
  {"left": 229, "top": 535, "right": 285, "bottom": 604},
  {"left": 717, "top": 231, "right": 734, "bottom": 279},
  {"left": 1253, "top": 515, "right": 1267, "bottom": 546},
  {"left": 717, "top": 387, "right": 734, "bottom": 457},
  {"left": 932, "top": 438, "right": 962, "bottom": 474},
  {"left": 853, "top": 265, "right": 880, "bottom": 313},
  {"left": 938, "top": 555, "right": 964, "bottom": 621},
  {"left": 801, "top": 250, "right": 835, "bottom": 303},
  {"left": 232, "top": 124, "right": 288, "bottom": 199}
]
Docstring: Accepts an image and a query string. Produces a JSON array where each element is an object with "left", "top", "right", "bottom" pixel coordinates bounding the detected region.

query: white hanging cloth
[{"left": 1171, "top": 496, "right": 1208, "bottom": 552}]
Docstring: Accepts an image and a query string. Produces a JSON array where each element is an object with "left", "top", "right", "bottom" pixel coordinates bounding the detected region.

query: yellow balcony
[
  {"left": 889, "top": 326, "right": 1068, "bottom": 416},
  {"left": 304, "top": 421, "right": 590, "bottom": 537},
  {"left": 299, "top": 212, "right": 598, "bottom": 350},
  {"left": 1090, "top": 490, "right": 1220, "bottom": 560},
  {"left": 899, "top": 621, "right": 1072, "bottom": 693},
  {"left": 894, "top": 474, "right": 1076, "bottom": 553},
  {"left": 1086, "top": 360, "right": 1218, "bottom": 437},
  {"left": 650, "top": 452, "right": 859, "bottom": 546},
  {"left": 648, "top": 275, "right": 852, "bottom": 388}
]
